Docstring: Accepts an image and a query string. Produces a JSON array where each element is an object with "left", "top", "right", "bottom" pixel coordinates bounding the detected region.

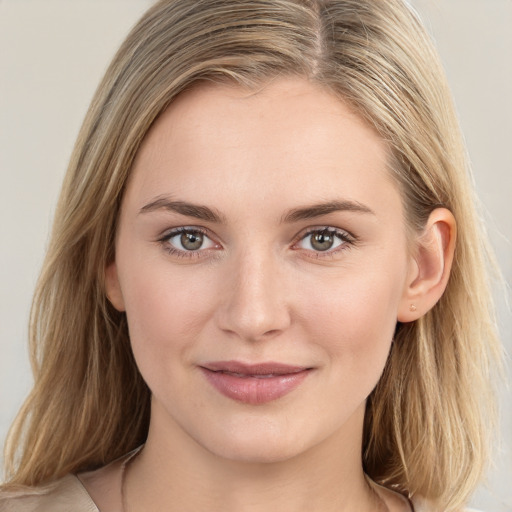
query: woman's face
[{"left": 107, "top": 78, "right": 416, "bottom": 463}]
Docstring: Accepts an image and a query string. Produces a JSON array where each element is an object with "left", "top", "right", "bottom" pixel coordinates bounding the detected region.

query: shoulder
[
  {"left": 0, "top": 474, "right": 98, "bottom": 512},
  {"left": 412, "top": 496, "right": 485, "bottom": 512},
  {"left": 0, "top": 446, "right": 141, "bottom": 512}
]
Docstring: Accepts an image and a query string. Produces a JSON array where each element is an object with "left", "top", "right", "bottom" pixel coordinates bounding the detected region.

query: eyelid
[
  {"left": 295, "top": 225, "right": 356, "bottom": 241},
  {"left": 155, "top": 224, "right": 356, "bottom": 260},
  {"left": 158, "top": 225, "right": 208, "bottom": 241},
  {"left": 292, "top": 226, "right": 357, "bottom": 256},
  {"left": 157, "top": 226, "right": 222, "bottom": 257}
]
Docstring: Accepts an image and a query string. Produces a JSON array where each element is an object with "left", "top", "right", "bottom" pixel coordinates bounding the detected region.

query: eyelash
[
  {"left": 158, "top": 227, "right": 218, "bottom": 259},
  {"left": 157, "top": 226, "right": 356, "bottom": 260},
  {"left": 294, "top": 227, "right": 356, "bottom": 259}
]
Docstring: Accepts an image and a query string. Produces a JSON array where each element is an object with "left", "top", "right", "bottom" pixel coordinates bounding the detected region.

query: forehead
[{"left": 126, "top": 78, "right": 399, "bottom": 218}]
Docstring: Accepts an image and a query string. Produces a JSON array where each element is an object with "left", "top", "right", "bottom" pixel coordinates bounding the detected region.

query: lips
[{"left": 200, "top": 361, "right": 312, "bottom": 405}]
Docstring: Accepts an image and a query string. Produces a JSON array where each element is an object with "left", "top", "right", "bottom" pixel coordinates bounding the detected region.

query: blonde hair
[{"left": 2, "top": 0, "right": 501, "bottom": 510}]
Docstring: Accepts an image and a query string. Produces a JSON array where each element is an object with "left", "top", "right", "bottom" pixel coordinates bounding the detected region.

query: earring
[{"left": 409, "top": 304, "right": 417, "bottom": 312}]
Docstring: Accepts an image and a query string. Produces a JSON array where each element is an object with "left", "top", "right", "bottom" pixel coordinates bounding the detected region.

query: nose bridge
[{"left": 217, "top": 245, "right": 291, "bottom": 341}]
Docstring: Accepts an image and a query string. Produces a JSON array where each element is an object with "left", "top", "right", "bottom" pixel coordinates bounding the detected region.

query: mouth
[{"left": 199, "top": 361, "right": 312, "bottom": 405}]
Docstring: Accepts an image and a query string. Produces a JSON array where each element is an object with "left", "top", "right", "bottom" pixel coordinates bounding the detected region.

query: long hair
[{"left": 2, "top": 1, "right": 501, "bottom": 510}]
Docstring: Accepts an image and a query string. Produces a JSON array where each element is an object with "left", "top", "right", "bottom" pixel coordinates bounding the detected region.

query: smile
[{"left": 200, "top": 361, "right": 312, "bottom": 405}]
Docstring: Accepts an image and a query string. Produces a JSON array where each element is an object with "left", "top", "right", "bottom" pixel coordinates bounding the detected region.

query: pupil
[
  {"left": 181, "top": 232, "right": 203, "bottom": 250},
  {"left": 311, "top": 232, "right": 334, "bottom": 251}
]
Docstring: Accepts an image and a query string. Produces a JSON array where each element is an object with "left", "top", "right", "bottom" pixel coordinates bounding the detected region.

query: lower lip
[{"left": 200, "top": 368, "right": 311, "bottom": 405}]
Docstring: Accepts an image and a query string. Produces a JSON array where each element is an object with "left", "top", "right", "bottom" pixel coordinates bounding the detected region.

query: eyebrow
[
  {"left": 139, "top": 197, "right": 374, "bottom": 224},
  {"left": 139, "top": 197, "right": 225, "bottom": 223},
  {"left": 282, "top": 200, "right": 375, "bottom": 223}
]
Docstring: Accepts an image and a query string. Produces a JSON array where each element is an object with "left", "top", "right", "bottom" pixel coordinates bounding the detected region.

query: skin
[{"left": 86, "top": 77, "right": 455, "bottom": 511}]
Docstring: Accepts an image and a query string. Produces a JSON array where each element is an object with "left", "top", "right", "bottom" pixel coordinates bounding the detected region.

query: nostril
[{"left": 262, "top": 329, "right": 280, "bottom": 337}]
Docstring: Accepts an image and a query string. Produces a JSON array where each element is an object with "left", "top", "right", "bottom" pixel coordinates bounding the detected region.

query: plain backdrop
[{"left": 0, "top": 1, "right": 510, "bottom": 510}]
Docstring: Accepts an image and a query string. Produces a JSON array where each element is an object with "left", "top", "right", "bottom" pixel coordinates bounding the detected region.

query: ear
[
  {"left": 105, "top": 261, "right": 126, "bottom": 312},
  {"left": 397, "top": 208, "right": 456, "bottom": 322}
]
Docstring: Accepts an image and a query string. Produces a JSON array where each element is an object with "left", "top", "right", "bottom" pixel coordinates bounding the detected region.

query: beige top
[
  {"left": 0, "top": 478, "right": 485, "bottom": 512},
  {"left": 0, "top": 474, "right": 99, "bottom": 512},
  {"left": 0, "top": 448, "right": 133, "bottom": 512},
  {"left": 0, "top": 451, "right": 482, "bottom": 512}
]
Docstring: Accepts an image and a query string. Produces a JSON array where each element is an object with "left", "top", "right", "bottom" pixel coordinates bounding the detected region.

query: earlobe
[
  {"left": 105, "top": 262, "right": 126, "bottom": 312},
  {"left": 397, "top": 208, "right": 456, "bottom": 322}
]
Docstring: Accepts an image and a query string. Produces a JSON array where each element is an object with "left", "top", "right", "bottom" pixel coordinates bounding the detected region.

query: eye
[
  {"left": 297, "top": 227, "right": 353, "bottom": 253},
  {"left": 161, "top": 227, "right": 217, "bottom": 253}
]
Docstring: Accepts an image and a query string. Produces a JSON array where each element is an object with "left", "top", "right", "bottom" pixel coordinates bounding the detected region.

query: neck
[{"left": 125, "top": 401, "right": 382, "bottom": 512}]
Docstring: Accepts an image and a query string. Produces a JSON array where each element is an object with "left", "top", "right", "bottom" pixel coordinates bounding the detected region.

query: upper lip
[{"left": 201, "top": 360, "right": 310, "bottom": 376}]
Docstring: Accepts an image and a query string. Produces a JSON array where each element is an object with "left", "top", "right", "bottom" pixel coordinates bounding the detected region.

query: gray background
[{"left": 0, "top": 1, "right": 510, "bottom": 510}]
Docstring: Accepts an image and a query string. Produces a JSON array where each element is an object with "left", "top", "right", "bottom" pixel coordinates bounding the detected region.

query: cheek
[
  {"left": 117, "top": 256, "right": 218, "bottom": 371},
  {"left": 298, "top": 262, "right": 405, "bottom": 376}
]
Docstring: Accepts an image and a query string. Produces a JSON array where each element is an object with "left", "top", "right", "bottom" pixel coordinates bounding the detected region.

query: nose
[{"left": 215, "top": 248, "right": 292, "bottom": 342}]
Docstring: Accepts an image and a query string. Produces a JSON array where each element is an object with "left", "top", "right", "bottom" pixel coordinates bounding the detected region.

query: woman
[{"left": 0, "top": 0, "right": 501, "bottom": 511}]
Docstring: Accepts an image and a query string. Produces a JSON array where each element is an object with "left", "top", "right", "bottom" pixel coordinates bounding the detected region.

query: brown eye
[
  {"left": 180, "top": 231, "right": 204, "bottom": 250},
  {"left": 164, "top": 228, "right": 216, "bottom": 253},
  {"left": 297, "top": 228, "right": 351, "bottom": 254},
  {"left": 310, "top": 231, "right": 335, "bottom": 251}
]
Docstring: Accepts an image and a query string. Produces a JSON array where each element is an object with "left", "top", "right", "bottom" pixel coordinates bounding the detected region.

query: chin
[
  {"left": 193, "top": 417, "right": 320, "bottom": 465},
  {"left": 206, "top": 438, "right": 306, "bottom": 465}
]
